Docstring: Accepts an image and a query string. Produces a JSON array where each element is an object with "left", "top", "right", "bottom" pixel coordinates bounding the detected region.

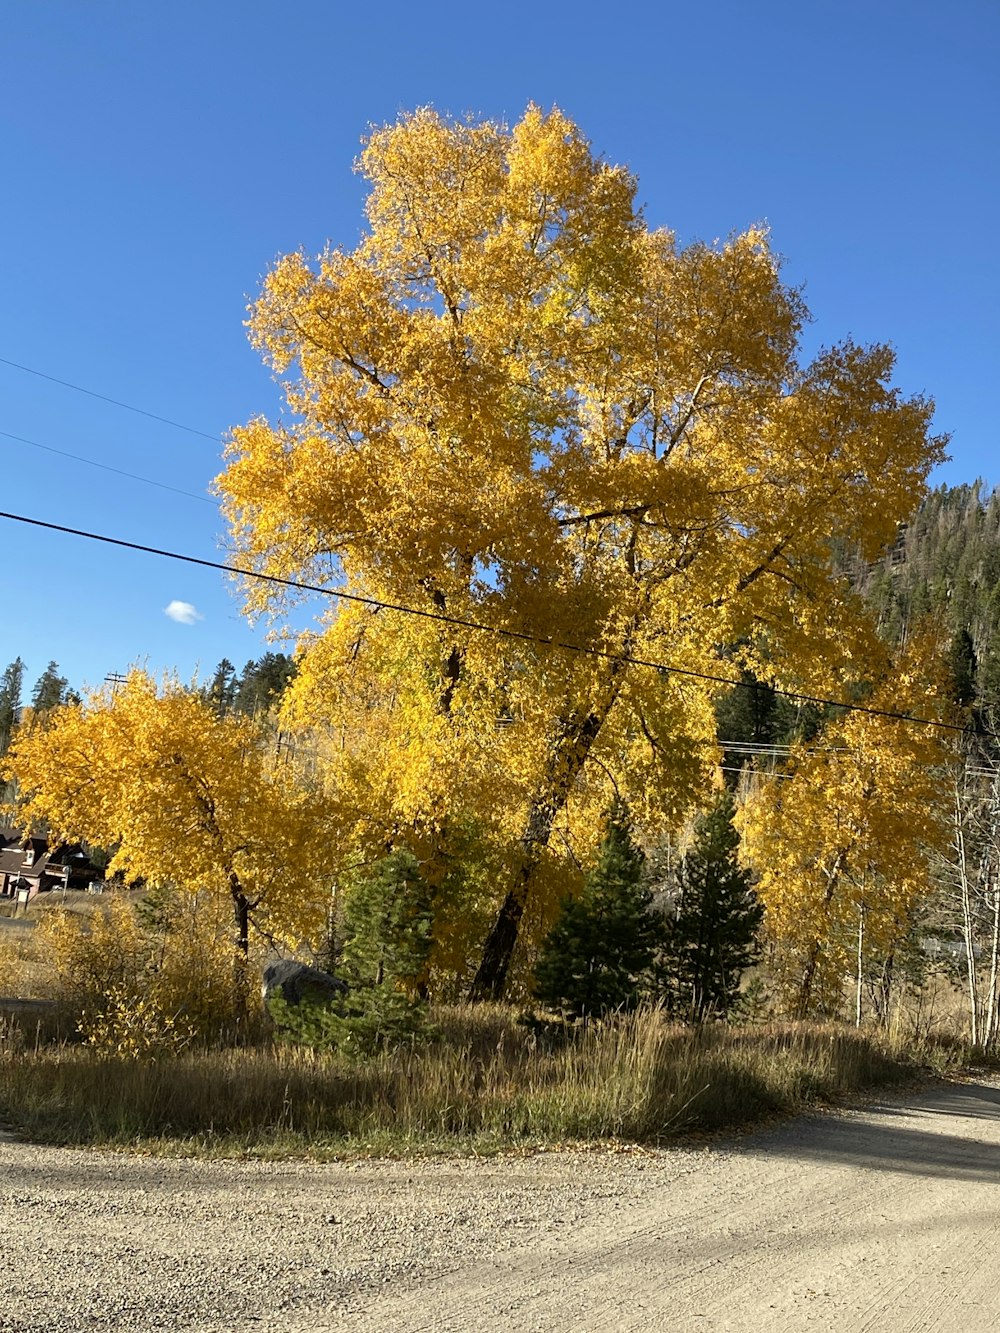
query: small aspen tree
[
  {"left": 738, "top": 632, "right": 950, "bottom": 1017},
  {"left": 3, "top": 672, "right": 336, "bottom": 994}
]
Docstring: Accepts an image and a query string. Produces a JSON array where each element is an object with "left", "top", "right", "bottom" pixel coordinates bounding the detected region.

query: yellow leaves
[
  {"left": 39, "top": 889, "right": 255, "bottom": 1045},
  {"left": 360, "top": 107, "right": 506, "bottom": 280},
  {"left": 738, "top": 628, "right": 951, "bottom": 1012},
  {"left": 212, "top": 104, "right": 947, "bottom": 984},
  {"left": 4, "top": 672, "right": 337, "bottom": 946},
  {"left": 38, "top": 894, "right": 148, "bottom": 1007},
  {"left": 78, "top": 986, "right": 192, "bottom": 1061}
]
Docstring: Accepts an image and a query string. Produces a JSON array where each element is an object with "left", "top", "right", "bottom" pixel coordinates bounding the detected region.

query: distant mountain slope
[{"left": 840, "top": 481, "right": 1000, "bottom": 708}]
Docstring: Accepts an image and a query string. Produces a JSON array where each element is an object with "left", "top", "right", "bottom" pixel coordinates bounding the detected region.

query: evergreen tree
[
  {"left": 205, "top": 658, "right": 237, "bottom": 716},
  {"left": 233, "top": 652, "right": 297, "bottom": 717},
  {"left": 657, "top": 795, "right": 762, "bottom": 1019},
  {"left": 30, "top": 661, "right": 70, "bottom": 714},
  {"left": 270, "top": 850, "right": 434, "bottom": 1055},
  {"left": 715, "top": 669, "right": 779, "bottom": 784},
  {"left": 947, "top": 628, "right": 978, "bottom": 707},
  {"left": 980, "top": 585, "right": 1000, "bottom": 711},
  {"left": 0, "top": 657, "right": 24, "bottom": 755},
  {"left": 533, "top": 809, "right": 659, "bottom": 1019},
  {"left": 340, "top": 849, "right": 434, "bottom": 995},
  {"left": 848, "top": 481, "right": 1000, "bottom": 704}
]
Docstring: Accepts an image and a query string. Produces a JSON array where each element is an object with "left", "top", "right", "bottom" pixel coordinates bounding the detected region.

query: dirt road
[{"left": 2, "top": 1078, "right": 999, "bottom": 1332}]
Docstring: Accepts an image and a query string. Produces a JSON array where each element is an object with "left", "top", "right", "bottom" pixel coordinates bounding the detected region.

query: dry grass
[
  {"left": 0, "top": 1005, "right": 954, "bottom": 1158},
  {"left": 0, "top": 892, "right": 985, "bottom": 1159}
]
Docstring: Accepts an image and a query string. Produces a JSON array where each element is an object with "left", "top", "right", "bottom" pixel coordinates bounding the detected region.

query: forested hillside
[{"left": 847, "top": 482, "right": 1000, "bottom": 708}]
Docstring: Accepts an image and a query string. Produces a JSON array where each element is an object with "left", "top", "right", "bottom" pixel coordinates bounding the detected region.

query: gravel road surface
[{"left": 2, "top": 1077, "right": 999, "bottom": 1332}]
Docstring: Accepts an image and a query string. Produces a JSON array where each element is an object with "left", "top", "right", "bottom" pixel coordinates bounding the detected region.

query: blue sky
[{"left": 1, "top": 1, "right": 997, "bottom": 697}]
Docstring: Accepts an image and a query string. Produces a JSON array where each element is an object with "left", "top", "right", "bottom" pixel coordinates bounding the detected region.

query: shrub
[
  {"left": 78, "top": 984, "right": 192, "bottom": 1060},
  {"left": 35, "top": 889, "right": 254, "bottom": 1044}
]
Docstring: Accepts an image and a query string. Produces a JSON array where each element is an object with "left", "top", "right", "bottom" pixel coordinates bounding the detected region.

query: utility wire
[
  {"left": 0, "top": 508, "right": 965, "bottom": 735},
  {"left": 0, "top": 356, "right": 219, "bottom": 442},
  {"left": 0, "top": 357, "right": 959, "bottom": 736},
  {"left": 0, "top": 429, "right": 218, "bottom": 506}
]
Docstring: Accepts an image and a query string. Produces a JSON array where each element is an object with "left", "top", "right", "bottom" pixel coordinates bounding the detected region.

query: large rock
[{"left": 261, "top": 959, "right": 347, "bottom": 1008}]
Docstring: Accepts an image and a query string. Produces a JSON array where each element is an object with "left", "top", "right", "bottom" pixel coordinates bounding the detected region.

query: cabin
[{"left": 0, "top": 828, "right": 97, "bottom": 903}]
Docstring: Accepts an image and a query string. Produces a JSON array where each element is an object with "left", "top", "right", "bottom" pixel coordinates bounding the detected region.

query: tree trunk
[
  {"left": 983, "top": 766, "right": 1000, "bottom": 1049},
  {"left": 954, "top": 783, "right": 980, "bottom": 1046},
  {"left": 470, "top": 682, "right": 624, "bottom": 1001},
  {"left": 797, "top": 940, "right": 823, "bottom": 1020},
  {"left": 795, "top": 851, "right": 847, "bottom": 1019},
  {"left": 230, "top": 875, "right": 252, "bottom": 1021},
  {"left": 985, "top": 878, "right": 1000, "bottom": 1049},
  {"left": 873, "top": 949, "right": 895, "bottom": 1028}
]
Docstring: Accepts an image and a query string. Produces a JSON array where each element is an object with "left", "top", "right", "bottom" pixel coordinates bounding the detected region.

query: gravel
[
  {"left": 3, "top": 1078, "right": 1000, "bottom": 1332},
  {"left": 0, "top": 1129, "right": 707, "bottom": 1332}
]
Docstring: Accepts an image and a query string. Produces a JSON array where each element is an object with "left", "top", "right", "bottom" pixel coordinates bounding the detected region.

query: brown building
[{"left": 0, "top": 828, "right": 96, "bottom": 902}]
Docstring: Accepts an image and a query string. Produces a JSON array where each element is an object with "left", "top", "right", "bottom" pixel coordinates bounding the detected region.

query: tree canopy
[
  {"left": 738, "top": 631, "right": 950, "bottom": 1015},
  {"left": 217, "top": 105, "right": 946, "bottom": 997},
  {"left": 0, "top": 657, "right": 24, "bottom": 757}
]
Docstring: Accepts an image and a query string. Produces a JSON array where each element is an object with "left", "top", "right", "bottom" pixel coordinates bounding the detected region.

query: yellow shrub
[
  {"left": 36, "top": 890, "right": 259, "bottom": 1043},
  {"left": 0, "top": 931, "right": 27, "bottom": 996},
  {"left": 148, "top": 890, "right": 256, "bottom": 1035},
  {"left": 78, "top": 983, "right": 192, "bottom": 1060},
  {"left": 37, "top": 894, "right": 150, "bottom": 1007}
]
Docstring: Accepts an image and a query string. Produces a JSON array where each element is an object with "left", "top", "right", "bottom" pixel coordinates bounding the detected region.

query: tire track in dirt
[
  {"left": 3, "top": 1078, "right": 999, "bottom": 1332},
  {"left": 307, "top": 1080, "right": 1000, "bottom": 1333}
]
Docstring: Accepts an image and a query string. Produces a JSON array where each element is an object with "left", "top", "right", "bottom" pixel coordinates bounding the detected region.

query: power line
[
  {"left": 718, "top": 765, "right": 795, "bottom": 781},
  {"left": 0, "top": 507, "right": 965, "bottom": 734},
  {"left": 1, "top": 429, "right": 218, "bottom": 506},
  {"left": 0, "top": 356, "right": 219, "bottom": 442},
  {"left": 0, "top": 357, "right": 962, "bottom": 737}
]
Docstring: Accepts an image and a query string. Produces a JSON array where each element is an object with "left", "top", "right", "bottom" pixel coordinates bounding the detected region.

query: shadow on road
[{"left": 743, "top": 1082, "right": 1000, "bottom": 1182}]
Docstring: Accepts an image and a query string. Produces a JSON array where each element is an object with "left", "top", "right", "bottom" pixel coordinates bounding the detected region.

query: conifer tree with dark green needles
[
  {"left": 657, "top": 794, "right": 762, "bottom": 1020},
  {"left": 533, "top": 807, "right": 659, "bottom": 1020},
  {"left": 0, "top": 657, "right": 24, "bottom": 756},
  {"left": 270, "top": 849, "right": 434, "bottom": 1055}
]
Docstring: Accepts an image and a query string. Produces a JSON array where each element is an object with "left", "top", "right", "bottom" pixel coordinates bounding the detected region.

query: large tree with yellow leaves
[{"left": 218, "top": 106, "right": 946, "bottom": 999}]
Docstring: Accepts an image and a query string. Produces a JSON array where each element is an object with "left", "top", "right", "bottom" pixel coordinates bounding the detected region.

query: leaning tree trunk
[{"left": 470, "top": 673, "right": 625, "bottom": 1002}]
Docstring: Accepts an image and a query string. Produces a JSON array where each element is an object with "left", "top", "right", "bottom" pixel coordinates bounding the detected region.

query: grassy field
[
  {"left": 0, "top": 1003, "right": 974, "bottom": 1159},
  {"left": 0, "top": 891, "right": 987, "bottom": 1160}
]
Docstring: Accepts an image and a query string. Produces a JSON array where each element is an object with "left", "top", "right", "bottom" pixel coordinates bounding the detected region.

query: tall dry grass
[{"left": 0, "top": 1005, "right": 945, "bottom": 1157}]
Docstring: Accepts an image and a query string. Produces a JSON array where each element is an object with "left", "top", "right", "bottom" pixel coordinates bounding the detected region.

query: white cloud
[{"left": 164, "top": 600, "right": 204, "bottom": 626}]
